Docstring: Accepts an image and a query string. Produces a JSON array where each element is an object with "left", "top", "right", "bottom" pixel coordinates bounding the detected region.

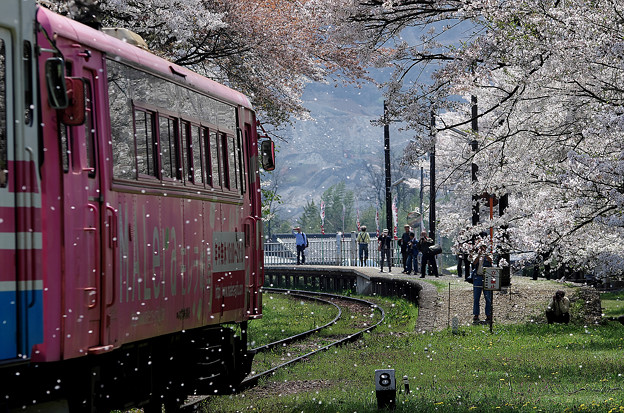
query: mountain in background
[{"left": 274, "top": 79, "right": 412, "bottom": 222}]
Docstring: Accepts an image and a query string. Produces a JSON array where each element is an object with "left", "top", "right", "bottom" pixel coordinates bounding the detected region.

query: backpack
[{"left": 303, "top": 233, "right": 309, "bottom": 248}]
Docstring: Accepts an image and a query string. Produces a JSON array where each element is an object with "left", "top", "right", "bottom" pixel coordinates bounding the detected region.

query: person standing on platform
[
  {"left": 378, "top": 229, "right": 392, "bottom": 273},
  {"left": 419, "top": 230, "right": 439, "bottom": 277},
  {"left": 405, "top": 232, "right": 419, "bottom": 274},
  {"left": 398, "top": 225, "right": 412, "bottom": 273},
  {"left": 356, "top": 225, "right": 371, "bottom": 266},
  {"left": 292, "top": 227, "right": 308, "bottom": 265}
]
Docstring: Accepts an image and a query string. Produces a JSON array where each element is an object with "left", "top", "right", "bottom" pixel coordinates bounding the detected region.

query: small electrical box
[{"left": 374, "top": 369, "right": 396, "bottom": 409}]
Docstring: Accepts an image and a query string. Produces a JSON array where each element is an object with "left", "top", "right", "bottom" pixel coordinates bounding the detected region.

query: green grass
[
  {"left": 422, "top": 278, "right": 450, "bottom": 292},
  {"left": 249, "top": 293, "right": 339, "bottom": 348},
  {"left": 205, "top": 295, "right": 624, "bottom": 413},
  {"left": 601, "top": 291, "right": 624, "bottom": 318}
]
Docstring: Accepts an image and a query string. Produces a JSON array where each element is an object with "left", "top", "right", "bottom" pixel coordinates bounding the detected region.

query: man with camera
[{"left": 546, "top": 290, "right": 570, "bottom": 324}]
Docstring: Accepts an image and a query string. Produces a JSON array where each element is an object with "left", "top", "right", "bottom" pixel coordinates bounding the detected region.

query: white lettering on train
[
  {"left": 116, "top": 203, "right": 241, "bottom": 321},
  {"left": 215, "top": 284, "right": 244, "bottom": 299}
]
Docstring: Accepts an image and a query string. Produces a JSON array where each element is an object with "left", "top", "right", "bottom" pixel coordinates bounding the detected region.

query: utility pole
[
  {"left": 419, "top": 165, "right": 424, "bottom": 235},
  {"left": 429, "top": 110, "right": 436, "bottom": 240},
  {"left": 384, "top": 101, "right": 392, "bottom": 233},
  {"left": 471, "top": 94, "right": 479, "bottom": 226}
]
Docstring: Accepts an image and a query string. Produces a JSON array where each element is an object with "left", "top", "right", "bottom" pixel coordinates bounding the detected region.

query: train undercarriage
[{"left": 2, "top": 323, "right": 253, "bottom": 413}]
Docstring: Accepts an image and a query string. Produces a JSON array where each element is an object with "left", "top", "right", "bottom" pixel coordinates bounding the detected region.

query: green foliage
[
  {"left": 358, "top": 204, "right": 381, "bottom": 233},
  {"left": 298, "top": 200, "right": 320, "bottom": 233},
  {"left": 321, "top": 182, "right": 355, "bottom": 233}
]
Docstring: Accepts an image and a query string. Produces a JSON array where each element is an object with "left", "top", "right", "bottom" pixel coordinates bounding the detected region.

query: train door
[
  {"left": 1, "top": 14, "right": 42, "bottom": 361},
  {"left": 244, "top": 122, "right": 261, "bottom": 317},
  {"left": 0, "top": 29, "right": 17, "bottom": 360},
  {"left": 60, "top": 49, "right": 106, "bottom": 354}
]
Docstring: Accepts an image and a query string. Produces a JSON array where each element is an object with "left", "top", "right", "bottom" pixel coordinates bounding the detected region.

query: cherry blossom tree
[
  {"left": 44, "top": 0, "right": 370, "bottom": 126},
  {"left": 349, "top": 0, "right": 624, "bottom": 279}
]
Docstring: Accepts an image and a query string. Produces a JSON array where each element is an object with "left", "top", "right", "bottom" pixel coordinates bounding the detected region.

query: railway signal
[{"left": 374, "top": 369, "right": 396, "bottom": 409}]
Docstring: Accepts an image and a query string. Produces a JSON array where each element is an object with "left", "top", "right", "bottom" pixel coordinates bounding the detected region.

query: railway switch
[{"left": 374, "top": 369, "right": 396, "bottom": 409}]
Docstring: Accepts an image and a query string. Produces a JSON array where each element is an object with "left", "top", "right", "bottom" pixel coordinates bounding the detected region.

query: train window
[
  {"left": 84, "top": 78, "right": 96, "bottom": 177},
  {"left": 181, "top": 121, "right": 190, "bottom": 182},
  {"left": 210, "top": 130, "right": 220, "bottom": 187},
  {"left": 108, "top": 64, "right": 135, "bottom": 180},
  {"left": 159, "top": 116, "right": 180, "bottom": 180},
  {"left": 106, "top": 59, "right": 243, "bottom": 186},
  {"left": 202, "top": 127, "right": 212, "bottom": 186},
  {"left": 107, "top": 60, "right": 236, "bottom": 132},
  {"left": 0, "top": 39, "right": 5, "bottom": 187},
  {"left": 236, "top": 130, "right": 245, "bottom": 193},
  {"left": 221, "top": 133, "right": 230, "bottom": 189},
  {"left": 23, "top": 41, "right": 33, "bottom": 126},
  {"left": 191, "top": 125, "right": 203, "bottom": 184},
  {"left": 228, "top": 135, "right": 237, "bottom": 191},
  {"left": 60, "top": 61, "right": 72, "bottom": 173},
  {"left": 135, "top": 109, "right": 157, "bottom": 177},
  {"left": 59, "top": 124, "right": 69, "bottom": 172}
]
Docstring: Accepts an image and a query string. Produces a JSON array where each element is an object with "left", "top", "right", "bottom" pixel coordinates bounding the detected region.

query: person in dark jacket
[
  {"left": 419, "top": 230, "right": 438, "bottom": 278},
  {"left": 472, "top": 245, "right": 493, "bottom": 324},
  {"left": 378, "top": 229, "right": 392, "bottom": 273},
  {"left": 405, "top": 232, "right": 419, "bottom": 275},
  {"left": 398, "top": 225, "right": 412, "bottom": 273}
]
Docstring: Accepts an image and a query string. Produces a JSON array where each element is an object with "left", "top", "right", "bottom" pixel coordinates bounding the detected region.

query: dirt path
[{"left": 413, "top": 275, "right": 602, "bottom": 332}]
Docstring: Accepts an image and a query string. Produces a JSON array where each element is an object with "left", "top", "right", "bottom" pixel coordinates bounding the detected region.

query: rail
[{"left": 239, "top": 288, "right": 385, "bottom": 389}]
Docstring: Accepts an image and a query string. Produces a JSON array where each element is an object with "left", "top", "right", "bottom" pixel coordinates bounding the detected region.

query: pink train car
[{"left": 0, "top": 1, "right": 273, "bottom": 411}]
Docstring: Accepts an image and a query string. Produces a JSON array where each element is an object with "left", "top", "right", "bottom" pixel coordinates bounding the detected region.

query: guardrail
[
  {"left": 264, "top": 236, "right": 395, "bottom": 267},
  {"left": 264, "top": 235, "right": 460, "bottom": 273}
]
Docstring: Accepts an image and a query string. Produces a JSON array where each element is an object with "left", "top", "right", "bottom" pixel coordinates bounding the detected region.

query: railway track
[
  {"left": 180, "top": 289, "right": 385, "bottom": 411},
  {"left": 240, "top": 288, "right": 386, "bottom": 389}
]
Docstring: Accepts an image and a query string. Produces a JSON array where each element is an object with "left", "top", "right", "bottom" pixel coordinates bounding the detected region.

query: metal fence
[
  {"left": 264, "top": 234, "right": 455, "bottom": 271},
  {"left": 264, "top": 235, "right": 397, "bottom": 267}
]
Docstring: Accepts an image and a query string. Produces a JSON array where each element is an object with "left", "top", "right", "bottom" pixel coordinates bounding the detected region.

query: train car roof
[{"left": 36, "top": 6, "right": 253, "bottom": 110}]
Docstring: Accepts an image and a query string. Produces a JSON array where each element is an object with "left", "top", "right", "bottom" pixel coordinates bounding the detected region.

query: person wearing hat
[
  {"left": 356, "top": 225, "right": 371, "bottom": 266},
  {"left": 398, "top": 224, "right": 412, "bottom": 273},
  {"left": 292, "top": 226, "right": 308, "bottom": 265},
  {"left": 378, "top": 228, "right": 392, "bottom": 273}
]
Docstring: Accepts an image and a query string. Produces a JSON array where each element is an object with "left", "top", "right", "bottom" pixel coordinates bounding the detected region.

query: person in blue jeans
[
  {"left": 293, "top": 227, "right": 308, "bottom": 265},
  {"left": 472, "top": 245, "right": 493, "bottom": 324}
]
